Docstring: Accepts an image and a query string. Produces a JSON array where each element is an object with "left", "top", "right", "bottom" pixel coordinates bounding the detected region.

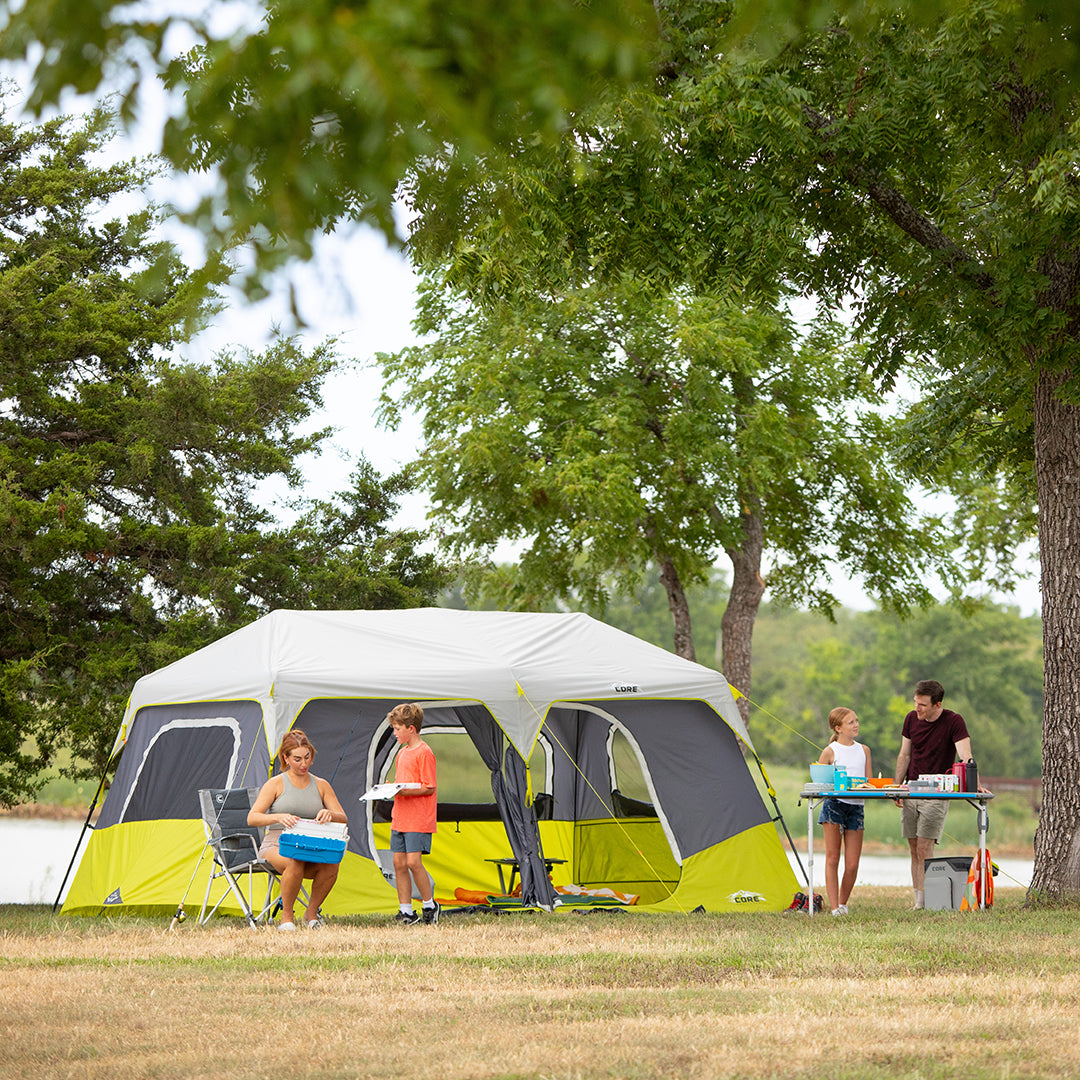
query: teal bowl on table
[{"left": 809, "top": 763, "right": 835, "bottom": 785}]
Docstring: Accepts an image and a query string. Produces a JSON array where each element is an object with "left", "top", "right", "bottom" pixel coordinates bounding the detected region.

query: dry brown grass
[{"left": 2, "top": 887, "right": 1076, "bottom": 1080}]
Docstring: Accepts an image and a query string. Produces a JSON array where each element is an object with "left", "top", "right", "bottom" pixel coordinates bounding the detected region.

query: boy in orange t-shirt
[{"left": 388, "top": 703, "right": 439, "bottom": 925}]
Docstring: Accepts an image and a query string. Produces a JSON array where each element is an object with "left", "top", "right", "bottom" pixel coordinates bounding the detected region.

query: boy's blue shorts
[
  {"left": 817, "top": 798, "right": 865, "bottom": 831},
  {"left": 390, "top": 830, "right": 432, "bottom": 854}
]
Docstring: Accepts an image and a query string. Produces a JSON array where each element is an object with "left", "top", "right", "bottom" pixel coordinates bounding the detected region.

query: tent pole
[
  {"left": 752, "top": 752, "right": 808, "bottom": 887},
  {"left": 52, "top": 755, "right": 116, "bottom": 913}
]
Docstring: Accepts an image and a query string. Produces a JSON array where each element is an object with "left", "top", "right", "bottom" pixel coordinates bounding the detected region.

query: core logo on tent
[
  {"left": 728, "top": 890, "right": 766, "bottom": 904},
  {"left": 612, "top": 684, "right": 642, "bottom": 693}
]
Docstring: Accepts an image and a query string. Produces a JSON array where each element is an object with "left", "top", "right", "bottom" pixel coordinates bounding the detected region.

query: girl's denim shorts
[{"left": 817, "top": 798, "right": 865, "bottom": 831}]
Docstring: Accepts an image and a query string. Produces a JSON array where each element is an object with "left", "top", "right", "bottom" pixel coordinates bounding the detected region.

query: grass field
[{"left": 2, "top": 887, "right": 1073, "bottom": 1080}]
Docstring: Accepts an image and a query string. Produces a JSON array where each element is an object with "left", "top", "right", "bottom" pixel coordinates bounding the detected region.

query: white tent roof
[{"left": 119, "top": 608, "right": 751, "bottom": 757}]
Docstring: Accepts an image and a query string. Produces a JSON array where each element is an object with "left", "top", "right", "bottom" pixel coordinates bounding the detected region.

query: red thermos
[{"left": 950, "top": 759, "right": 978, "bottom": 792}]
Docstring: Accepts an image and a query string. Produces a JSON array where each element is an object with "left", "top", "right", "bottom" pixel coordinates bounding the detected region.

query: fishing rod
[{"left": 52, "top": 750, "right": 119, "bottom": 913}]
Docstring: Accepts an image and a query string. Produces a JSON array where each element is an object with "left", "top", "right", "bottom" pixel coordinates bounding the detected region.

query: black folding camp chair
[{"left": 197, "top": 787, "right": 308, "bottom": 928}]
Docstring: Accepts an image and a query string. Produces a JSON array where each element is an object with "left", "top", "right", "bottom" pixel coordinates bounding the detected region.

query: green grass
[{"left": 2, "top": 892, "right": 1077, "bottom": 1080}]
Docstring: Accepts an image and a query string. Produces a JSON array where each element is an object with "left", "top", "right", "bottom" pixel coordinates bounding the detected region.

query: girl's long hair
[{"left": 827, "top": 707, "right": 856, "bottom": 744}]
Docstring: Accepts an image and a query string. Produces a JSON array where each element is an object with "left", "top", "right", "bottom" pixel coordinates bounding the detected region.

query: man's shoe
[
  {"left": 422, "top": 900, "right": 441, "bottom": 925},
  {"left": 394, "top": 910, "right": 420, "bottom": 925}
]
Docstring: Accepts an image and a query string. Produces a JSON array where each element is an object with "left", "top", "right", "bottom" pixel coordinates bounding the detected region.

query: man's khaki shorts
[{"left": 901, "top": 798, "right": 948, "bottom": 841}]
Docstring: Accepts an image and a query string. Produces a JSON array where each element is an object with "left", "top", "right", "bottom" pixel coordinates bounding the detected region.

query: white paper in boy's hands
[{"left": 359, "top": 782, "right": 422, "bottom": 801}]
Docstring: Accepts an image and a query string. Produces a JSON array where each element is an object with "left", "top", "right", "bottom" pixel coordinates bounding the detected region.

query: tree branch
[{"left": 805, "top": 105, "right": 996, "bottom": 291}]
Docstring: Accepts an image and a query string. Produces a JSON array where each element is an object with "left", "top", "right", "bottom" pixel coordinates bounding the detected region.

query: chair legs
[{"left": 197, "top": 861, "right": 311, "bottom": 928}]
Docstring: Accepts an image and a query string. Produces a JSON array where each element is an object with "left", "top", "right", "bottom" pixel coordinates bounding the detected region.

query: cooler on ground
[{"left": 924, "top": 855, "right": 990, "bottom": 910}]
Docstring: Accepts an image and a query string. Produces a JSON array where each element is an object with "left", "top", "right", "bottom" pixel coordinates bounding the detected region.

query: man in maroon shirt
[{"left": 894, "top": 679, "right": 975, "bottom": 909}]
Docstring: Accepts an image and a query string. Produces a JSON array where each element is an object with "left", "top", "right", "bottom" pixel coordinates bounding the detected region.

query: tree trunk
[
  {"left": 720, "top": 495, "right": 765, "bottom": 729},
  {"left": 1030, "top": 366, "right": 1080, "bottom": 897},
  {"left": 656, "top": 554, "right": 695, "bottom": 661}
]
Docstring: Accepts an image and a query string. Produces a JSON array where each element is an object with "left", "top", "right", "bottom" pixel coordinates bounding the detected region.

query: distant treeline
[
  {"left": 595, "top": 576, "right": 1043, "bottom": 780},
  {"left": 741, "top": 604, "right": 1043, "bottom": 780}
]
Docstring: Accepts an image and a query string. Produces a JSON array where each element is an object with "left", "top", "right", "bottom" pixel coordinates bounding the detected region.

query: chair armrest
[{"left": 212, "top": 831, "right": 261, "bottom": 858}]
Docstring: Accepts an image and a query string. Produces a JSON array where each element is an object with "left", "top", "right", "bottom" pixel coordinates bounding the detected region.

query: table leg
[
  {"left": 807, "top": 797, "right": 815, "bottom": 917},
  {"left": 978, "top": 798, "right": 989, "bottom": 911}
]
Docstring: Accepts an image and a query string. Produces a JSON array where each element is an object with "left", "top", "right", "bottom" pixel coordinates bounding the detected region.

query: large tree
[
  {"left": 693, "top": 2, "right": 1077, "bottom": 900},
  {"left": 554, "top": 0, "right": 1075, "bottom": 895},
  {"left": 0, "top": 106, "right": 445, "bottom": 805},
  {"left": 396, "top": 0, "right": 1077, "bottom": 892},
  {"left": 382, "top": 270, "right": 949, "bottom": 717}
]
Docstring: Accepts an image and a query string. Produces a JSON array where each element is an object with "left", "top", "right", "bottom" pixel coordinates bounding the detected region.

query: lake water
[
  {"left": 1, "top": 819, "right": 90, "bottom": 906},
  {"left": 0, "top": 819, "right": 1034, "bottom": 906},
  {"left": 787, "top": 851, "right": 1033, "bottom": 891}
]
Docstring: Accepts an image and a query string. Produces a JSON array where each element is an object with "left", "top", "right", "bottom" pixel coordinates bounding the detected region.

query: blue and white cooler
[{"left": 278, "top": 820, "right": 349, "bottom": 864}]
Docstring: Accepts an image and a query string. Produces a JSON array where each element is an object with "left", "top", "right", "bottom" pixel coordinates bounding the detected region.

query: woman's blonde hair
[
  {"left": 827, "top": 707, "right": 857, "bottom": 744},
  {"left": 278, "top": 728, "right": 316, "bottom": 770}
]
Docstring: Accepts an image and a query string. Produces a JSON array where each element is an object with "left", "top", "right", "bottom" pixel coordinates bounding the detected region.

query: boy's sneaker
[
  {"left": 394, "top": 910, "right": 420, "bottom": 926},
  {"left": 812, "top": 894, "right": 824, "bottom": 913},
  {"left": 785, "top": 892, "right": 807, "bottom": 912},
  {"left": 422, "top": 900, "right": 441, "bottom": 925}
]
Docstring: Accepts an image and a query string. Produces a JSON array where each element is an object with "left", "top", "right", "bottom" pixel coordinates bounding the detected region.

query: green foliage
[
  {"left": 586, "top": 2, "right": 1080, "bottom": 493},
  {"left": 0, "top": 105, "right": 447, "bottom": 805},
  {"left": 748, "top": 602, "right": 1044, "bottom": 779},
  {"left": 720, "top": 0, "right": 1080, "bottom": 89},
  {"left": 600, "top": 567, "right": 732, "bottom": 664},
  {"left": 382, "top": 269, "right": 951, "bottom": 646},
  {"left": 0, "top": 0, "right": 656, "bottom": 291}
]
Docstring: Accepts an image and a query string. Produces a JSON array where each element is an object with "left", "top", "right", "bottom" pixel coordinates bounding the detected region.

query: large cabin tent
[{"left": 61, "top": 609, "right": 799, "bottom": 916}]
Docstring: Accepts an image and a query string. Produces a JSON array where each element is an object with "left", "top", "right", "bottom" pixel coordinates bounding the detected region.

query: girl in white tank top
[{"left": 816, "top": 707, "right": 872, "bottom": 917}]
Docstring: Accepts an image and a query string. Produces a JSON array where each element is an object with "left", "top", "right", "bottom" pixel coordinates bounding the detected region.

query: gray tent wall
[
  {"left": 542, "top": 699, "right": 767, "bottom": 850},
  {"left": 96, "top": 701, "right": 270, "bottom": 830},
  {"left": 539, "top": 699, "right": 770, "bottom": 898}
]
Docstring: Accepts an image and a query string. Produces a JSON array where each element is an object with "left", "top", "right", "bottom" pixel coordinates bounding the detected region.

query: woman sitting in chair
[{"left": 248, "top": 729, "right": 347, "bottom": 930}]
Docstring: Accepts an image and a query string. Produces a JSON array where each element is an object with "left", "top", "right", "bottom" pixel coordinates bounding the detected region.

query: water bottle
[{"left": 965, "top": 758, "right": 978, "bottom": 793}]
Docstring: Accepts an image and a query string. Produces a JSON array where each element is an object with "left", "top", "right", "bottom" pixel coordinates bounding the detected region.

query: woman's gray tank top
[{"left": 266, "top": 772, "right": 325, "bottom": 833}]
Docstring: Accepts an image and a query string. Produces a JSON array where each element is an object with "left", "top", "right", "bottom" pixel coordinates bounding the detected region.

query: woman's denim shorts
[{"left": 817, "top": 798, "right": 865, "bottom": 831}]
